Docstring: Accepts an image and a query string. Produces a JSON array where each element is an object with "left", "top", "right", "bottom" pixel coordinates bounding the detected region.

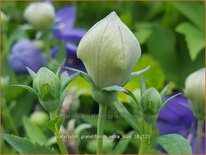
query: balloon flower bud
[
  {"left": 77, "top": 11, "right": 141, "bottom": 89},
  {"left": 24, "top": 2, "right": 55, "bottom": 30},
  {"left": 33, "top": 67, "right": 61, "bottom": 112},
  {"left": 184, "top": 68, "right": 205, "bottom": 120},
  {"left": 141, "top": 88, "right": 162, "bottom": 121}
]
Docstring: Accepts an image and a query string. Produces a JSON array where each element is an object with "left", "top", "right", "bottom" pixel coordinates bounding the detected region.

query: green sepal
[
  {"left": 11, "top": 84, "right": 37, "bottom": 95},
  {"left": 26, "top": 67, "right": 36, "bottom": 79},
  {"left": 103, "top": 85, "right": 141, "bottom": 110},
  {"left": 61, "top": 65, "right": 94, "bottom": 85},
  {"left": 46, "top": 114, "right": 65, "bottom": 133},
  {"left": 140, "top": 76, "right": 146, "bottom": 95},
  {"left": 125, "top": 66, "right": 150, "bottom": 84},
  {"left": 60, "top": 72, "right": 80, "bottom": 92},
  {"left": 159, "top": 93, "right": 182, "bottom": 110},
  {"left": 160, "top": 82, "right": 171, "bottom": 100}
]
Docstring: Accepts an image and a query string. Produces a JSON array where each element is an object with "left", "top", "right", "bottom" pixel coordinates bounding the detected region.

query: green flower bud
[
  {"left": 24, "top": 2, "right": 55, "bottom": 30},
  {"left": 30, "top": 111, "right": 49, "bottom": 126},
  {"left": 77, "top": 11, "right": 141, "bottom": 89},
  {"left": 184, "top": 68, "right": 205, "bottom": 120},
  {"left": 33, "top": 67, "right": 61, "bottom": 111},
  {"left": 141, "top": 88, "right": 162, "bottom": 119}
]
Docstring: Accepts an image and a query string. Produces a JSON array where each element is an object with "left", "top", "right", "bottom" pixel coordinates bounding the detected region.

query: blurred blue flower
[
  {"left": 51, "top": 6, "right": 86, "bottom": 74},
  {"left": 53, "top": 6, "right": 86, "bottom": 43},
  {"left": 158, "top": 93, "right": 205, "bottom": 154},
  {"left": 9, "top": 39, "right": 44, "bottom": 74}
]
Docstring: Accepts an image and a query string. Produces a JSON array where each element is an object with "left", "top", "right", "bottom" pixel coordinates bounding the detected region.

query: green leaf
[
  {"left": 126, "top": 66, "right": 150, "bottom": 84},
  {"left": 111, "top": 131, "right": 133, "bottom": 154},
  {"left": 26, "top": 67, "right": 36, "bottom": 79},
  {"left": 11, "top": 84, "right": 37, "bottom": 95},
  {"left": 46, "top": 114, "right": 64, "bottom": 133},
  {"left": 3, "top": 134, "right": 57, "bottom": 154},
  {"left": 111, "top": 101, "right": 140, "bottom": 133},
  {"left": 160, "top": 83, "right": 171, "bottom": 100},
  {"left": 135, "top": 23, "right": 153, "bottom": 44},
  {"left": 176, "top": 22, "right": 205, "bottom": 61},
  {"left": 160, "top": 93, "right": 182, "bottom": 110},
  {"left": 23, "top": 117, "right": 47, "bottom": 145},
  {"left": 157, "top": 134, "right": 192, "bottom": 154},
  {"left": 170, "top": 2, "right": 204, "bottom": 31},
  {"left": 60, "top": 72, "right": 80, "bottom": 91}
]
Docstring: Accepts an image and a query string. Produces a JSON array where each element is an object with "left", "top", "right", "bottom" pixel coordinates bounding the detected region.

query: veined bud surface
[
  {"left": 24, "top": 2, "right": 55, "bottom": 30},
  {"left": 184, "top": 68, "right": 205, "bottom": 120},
  {"left": 33, "top": 67, "right": 61, "bottom": 111},
  {"left": 77, "top": 11, "right": 141, "bottom": 89},
  {"left": 141, "top": 88, "right": 162, "bottom": 115}
]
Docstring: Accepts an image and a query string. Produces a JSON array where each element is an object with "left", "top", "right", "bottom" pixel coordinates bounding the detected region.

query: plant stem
[
  {"left": 97, "top": 104, "right": 107, "bottom": 154},
  {"left": 138, "top": 139, "right": 146, "bottom": 154},
  {"left": 49, "top": 111, "right": 68, "bottom": 154},
  {"left": 196, "top": 119, "right": 203, "bottom": 154}
]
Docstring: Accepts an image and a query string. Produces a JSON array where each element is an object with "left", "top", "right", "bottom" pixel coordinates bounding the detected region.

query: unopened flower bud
[
  {"left": 24, "top": 2, "right": 55, "bottom": 30},
  {"left": 33, "top": 67, "right": 61, "bottom": 111},
  {"left": 141, "top": 88, "right": 162, "bottom": 116},
  {"left": 30, "top": 111, "right": 49, "bottom": 126},
  {"left": 184, "top": 68, "right": 205, "bottom": 120},
  {"left": 77, "top": 11, "right": 141, "bottom": 89}
]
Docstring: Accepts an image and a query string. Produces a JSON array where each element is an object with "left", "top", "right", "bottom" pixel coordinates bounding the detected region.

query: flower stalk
[
  {"left": 97, "top": 104, "right": 107, "bottom": 154},
  {"left": 196, "top": 119, "right": 203, "bottom": 154}
]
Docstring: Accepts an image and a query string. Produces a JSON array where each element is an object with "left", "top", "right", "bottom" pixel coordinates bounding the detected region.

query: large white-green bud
[
  {"left": 77, "top": 11, "right": 141, "bottom": 89},
  {"left": 33, "top": 67, "right": 61, "bottom": 111},
  {"left": 24, "top": 2, "right": 55, "bottom": 30},
  {"left": 184, "top": 68, "right": 205, "bottom": 120}
]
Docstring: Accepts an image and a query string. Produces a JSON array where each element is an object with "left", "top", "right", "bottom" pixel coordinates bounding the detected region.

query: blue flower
[
  {"left": 51, "top": 6, "right": 86, "bottom": 74},
  {"left": 9, "top": 39, "right": 44, "bottom": 74},
  {"left": 53, "top": 6, "right": 86, "bottom": 43},
  {"left": 158, "top": 93, "right": 205, "bottom": 154}
]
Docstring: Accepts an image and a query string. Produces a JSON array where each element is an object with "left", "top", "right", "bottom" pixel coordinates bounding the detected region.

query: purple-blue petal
[
  {"left": 58, "top": 29, "right": 86, "bottom": 42},
  {"left": 53, "top": 6, "right": 76, "bottom": 40},
  {"left": 9, "top": 40, "right": 44, "bottom": 74}
]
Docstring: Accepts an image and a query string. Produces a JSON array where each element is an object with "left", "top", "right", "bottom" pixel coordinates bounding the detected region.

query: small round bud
[
  {"left": 77, "top": 11, "right": 141, "bottom": 89},
  {"left": 30, "top": 111, "right": 49, "bottom": 126},
  {"left": 141, "top": 88, "right": 162, "bottom": 117},
  {"left": 33, "top": 67, "right": 61, "bottom": 111},
  {"left": 24, "top": 2, "right": 55, "bottom": 30},
  {"left": 184, "top": 68, "right": 205, "bottom": 120}
]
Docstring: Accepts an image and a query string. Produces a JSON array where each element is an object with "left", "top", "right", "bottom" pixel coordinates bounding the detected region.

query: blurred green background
[{"left": 1, "top": 1, "right": 205, "bottom": 154}]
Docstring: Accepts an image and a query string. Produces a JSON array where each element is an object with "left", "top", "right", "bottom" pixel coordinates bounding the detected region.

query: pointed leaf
[
  {"left": 111, "top": 131, "right": 134, "bottom": 154},
  {"left": 46, "top": 114, "right": 64, "bottom": 133},
  {"left": 157, "top": 134, "right": 192, "bottom": 154},
  {"left": 140, "top": 76, "right": 146, "bottom": 95},
  {"left": 111, "top": 101, "right": 140, "bottom": 133},
  {"left": 160, "top": 83, "right": 171, "bottom": 100},
  {"left": 3, "top": 134, "right": 57, "bottom": 154},
  {"left": 26, "top": 67, "right": 36, "bottom": 79},
  {"left": 60, "top": 72, "right": 80, "bottom": 91},
  {"left": 61, "top": 65, "right": 94, "bottom": 85},
  {"left": 102, "top": 85, "right": 127, "bottom": 92},
  {"left": 75, "top": 124, "right": 92, "bottom": 135},
  {"left": 126, "top": 66, "right": 150, "bottom": 84},
  {"left": 160, "top": 93, "right": 182, "bottom": 110},
  {"left": 11, "top": 85, "right": 37, "bottom": 95},
  {"left": 23, "top": 117, "right": 47, "bottom": 145}
]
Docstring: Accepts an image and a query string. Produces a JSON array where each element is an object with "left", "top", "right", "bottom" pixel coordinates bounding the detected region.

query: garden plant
[{"left": 1, "top": 1, "right": 205, "bottom": 154}]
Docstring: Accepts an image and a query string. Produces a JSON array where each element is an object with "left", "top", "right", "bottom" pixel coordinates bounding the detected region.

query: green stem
[
  {"left": 196, "top": 120, "right": 203, "bottom": 154},
  {"left": 97, "top": 104, "right": 107, "bottom": 154},
  {"left": 138, "top": 139, "right": 146, "bottom": 154},
  {"left": 49, "top": 111, "right": 68, "bottom": 154}
]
